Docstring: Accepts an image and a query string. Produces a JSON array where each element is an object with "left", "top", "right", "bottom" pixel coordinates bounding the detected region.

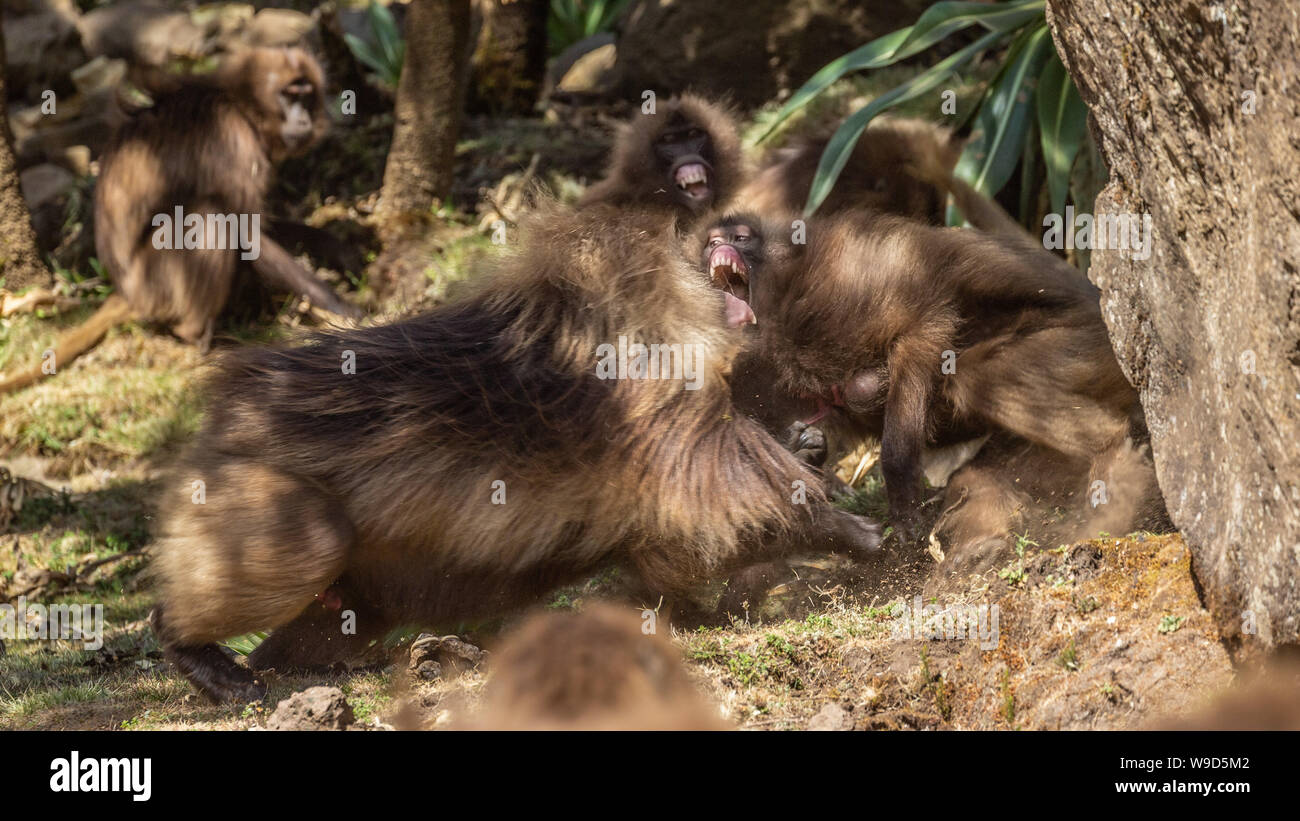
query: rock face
[
  {"left": 1045, "top": 1, "right": 1300, "bottom": 651},
  {"left": 612, "top": 0, "right": 932, "bottom": 107}
]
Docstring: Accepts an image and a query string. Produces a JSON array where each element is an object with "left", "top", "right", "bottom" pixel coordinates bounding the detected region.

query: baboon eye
[{"left": 708, "top": 237, "right": 724, "bottom": 247}]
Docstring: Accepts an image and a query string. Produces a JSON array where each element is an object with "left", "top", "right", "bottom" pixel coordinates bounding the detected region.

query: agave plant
[
  {"left": 548, "top": 0, "right": 631, "bottom": 57},
  {"left": 344, "top": 1, "right": 407, "bottom": 90},
  {"left": 758, "top": 0, "right": 1090, "bottom": 224}
]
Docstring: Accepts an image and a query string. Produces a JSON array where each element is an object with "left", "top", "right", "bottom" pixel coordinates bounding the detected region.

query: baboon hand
[{"left": 783, "top": 420, "right": 828, "bottom": 468}]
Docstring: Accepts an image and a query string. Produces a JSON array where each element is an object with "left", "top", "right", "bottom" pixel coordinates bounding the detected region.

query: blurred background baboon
[
  {"left": 471, "top": 605, "right": 727, "bottom": 731},
  {"left": 96, "top": 46, "right": 359, "bottom": 346},
  {"left": 0, "top": 47, "right": 359, "bottom": 395}
]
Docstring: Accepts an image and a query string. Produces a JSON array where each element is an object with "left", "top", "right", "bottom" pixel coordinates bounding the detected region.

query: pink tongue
[
  {"left": 723, "top": 292, "right": 757, "bottom": 328},
  {"left": 675, "top": 163, "right": 707, "bottom": 186}
]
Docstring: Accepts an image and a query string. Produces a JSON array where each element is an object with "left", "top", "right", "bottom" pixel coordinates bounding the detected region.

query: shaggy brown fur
[
  {"left": 472, "top": 604, "right": 727, "bottom": 730},
  {"left": 578, "top": 94, "right": 745, "bottom": 227},
  {"left": 94, "top": 47, "right": 356, "bottom": 348},
  {"left": 150, "top": 204, "right": 881, "bottom": 703},
  {"left": 694, "top": 211, "right": 1142, "bottom": 537},
  {"left": 736, "top": 117, "right": 964, "bottom": 221}
]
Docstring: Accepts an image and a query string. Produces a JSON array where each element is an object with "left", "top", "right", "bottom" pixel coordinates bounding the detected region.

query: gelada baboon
[
  {"left": 578, "top": 94, "right": 744, "bottom": 226},
  {"left": 150, "top": 204, "right": 881, "bottom": 703},
  {"left": 471, "top": 604, "right": 727, "bottom": 730},
  {"left": 735, "top": 117, "right": 964, "bottom": 222},
  {"left": 694, "top": 211, "right": 1140, "bottom": 537},
  {"left": 0, "top": 47, "right": 357, "bottom": 395}
]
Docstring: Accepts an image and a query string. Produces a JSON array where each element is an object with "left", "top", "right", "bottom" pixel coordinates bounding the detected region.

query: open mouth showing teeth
[
  {"left": 708, "top": 244, "right": 749, "bottom": 289},
  {"left": 674, "top": 162, "right": 712, "bottom": 199},
  {"left": 709, "top": 244, "right": 754, "bottom": 326}
]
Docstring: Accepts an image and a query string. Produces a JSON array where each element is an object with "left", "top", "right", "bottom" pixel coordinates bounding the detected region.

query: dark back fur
[{"left": 738, "top": 117, "right": 963, "bottom": 221}]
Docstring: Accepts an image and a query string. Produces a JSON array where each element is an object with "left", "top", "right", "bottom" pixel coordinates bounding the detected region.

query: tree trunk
[
  {"left": 469, "top": 0, "right": 547, "bottom": 115},
  {"left": 1046, "top": 0, "right": 1300, "bottom": 654},
  {"left": 377, "top": 0, "right": 472, "bottom": 220},
  {"left": 0, "top": 13, "right": 53, "bottom": 292}
]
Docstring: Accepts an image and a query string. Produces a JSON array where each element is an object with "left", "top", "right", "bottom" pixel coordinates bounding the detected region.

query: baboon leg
[
  {"left": 949, "top": 328, "right": 1132, "bottom": 461},
  {"left": 771, "top": 507, "right": 883, "bottom": 559},
  {"left": 250, "top": 236, "right": 361, "bottom": 319},
  {"left": 151, "top": 607, "right": 267, "bottom": 704},
  {"left": 247, "top": 577, "right": 394, "bottom": 672},
  {"left": 151, "top": 460, "right": 354, "bottom": 702}
]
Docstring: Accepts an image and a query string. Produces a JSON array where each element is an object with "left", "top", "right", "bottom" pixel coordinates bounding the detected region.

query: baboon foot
[
  {"left": 165, "top": 642, "right": 267, "bottom": 704},
  {"left": 152, "top": 608, "right": 266, "bottom": 704}
]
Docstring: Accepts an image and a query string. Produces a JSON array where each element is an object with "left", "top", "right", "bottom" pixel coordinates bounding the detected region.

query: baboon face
[
  {"left": 701, "top": 216, "right": 766, "bottom": 306},
  {"left": 233, "top": 48, "right": 328, "bottom": 162},
  {"left": 655, "top": 114, "right": 719, "bottom": 212},
  {"left": 275, "top": 74, "right": 321, "bottom": 154}
]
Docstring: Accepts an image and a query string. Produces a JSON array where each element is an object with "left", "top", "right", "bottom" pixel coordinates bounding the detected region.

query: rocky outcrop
[{"left": 1045, "top": 0, "right": 1300, "bottom": 652}]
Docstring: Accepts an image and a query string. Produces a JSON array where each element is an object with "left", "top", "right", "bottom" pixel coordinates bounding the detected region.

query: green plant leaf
[
  {"left": 344, "top": 33, "right": 391, "bottom": 85},
  {"left": 1036, "top": 53, "right": 1088, "bottom": 216},
  {"left": 804, "top": 27, "right": 1008, "bottom": 215},
  {"left": 892, "top": 0, "right": 1044, "bottom": 60},
  {"left": 755, "top": 29, "right": 913, "bottom": 144},
  {"left": 222, "top": 631, "right": 267, "bottom": 657},
  {"left": 951, "top": 22, "right": 1053, "bottom": 201},
  {"left": 1018, "top": 117, "right": 1040, "bottom": 224},
  {"left": 370, "top": 1, "right": 404, "bottom": 74},
  {"left": 585, "top": 0, "right": 608, "bottom": 34},
  {"left": 759, "top": 0, "right": 1044, "bottom": 143}
]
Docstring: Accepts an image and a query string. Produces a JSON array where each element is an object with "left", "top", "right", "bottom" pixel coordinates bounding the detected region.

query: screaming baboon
[
  {"left": 578, "top": 94, "right": 744, "bottom": 226},
  {"left": 0, "top": 48, "right": 359, "bottom": 395},
  {"left": 736, "top": 117, "right": 964, "bottom": 222},
  {"left": 471, "top": 605, "right": 726, "bottom": 730},
  {"left": 695, "top": 211, "right": 1142, "bottom": 538},
  {"left": 150, "top": 204, "right": 881, "bottom": 703}
]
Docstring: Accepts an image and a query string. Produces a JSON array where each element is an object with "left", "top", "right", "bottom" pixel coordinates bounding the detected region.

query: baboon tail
[{"left": 0, "top": 294, "right": 134, "bottom": 394}]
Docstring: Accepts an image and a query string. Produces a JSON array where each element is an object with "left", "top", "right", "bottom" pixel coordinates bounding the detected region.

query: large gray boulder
[{"left": 1046, "top": 0, "right": 1300, "bottom": 653}]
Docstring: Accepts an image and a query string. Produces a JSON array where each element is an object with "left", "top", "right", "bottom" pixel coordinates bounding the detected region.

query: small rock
[
  {"left": 553, "top": 37, "right": 617, "bottom": 97},
  {"left": 266, "top": 686, "right": 355, "bottom": 731},
  {"left": 78, "top": 1, "right": 206, "bottom": 66},
  {"left": 244, "top": 8, "right": 313, "bottom": 47},
  {"left": 807, "top": 702, "right": 853, "bottom": 731},
  {"left": 408, "top": 633, "right": 483, "bottom": 679},
  {"left": 70, "top": 56, "right": 127, "bottom": 96},
  {"left": 413, "top": 660, "right": 442, "bottom": 681}
]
